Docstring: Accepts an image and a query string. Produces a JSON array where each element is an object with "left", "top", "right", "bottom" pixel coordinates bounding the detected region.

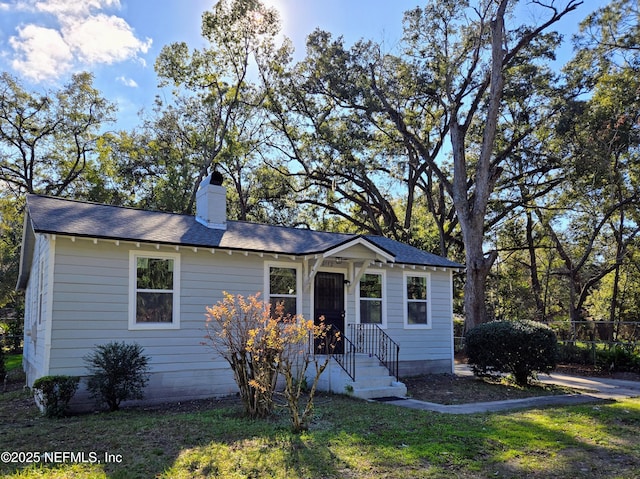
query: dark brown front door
[{"left": 314, "top": 272, "right": 345, "bottom": 354}]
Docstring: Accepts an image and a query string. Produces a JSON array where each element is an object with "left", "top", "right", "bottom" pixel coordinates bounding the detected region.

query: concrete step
[
  {"left": 352, "top": 382, "right": 408, "bottom": 400},
  {"left": 355, "top": 365, "right": 390, "bottom": 377},
  {"left": 350, "top": 353, "right": 407, "bottom": 399},
  {"left": 311, "top": 355, "right": 407, "bottom": 399},
  {"left": 354, "top": 353, "right": 383, "bottom": 365},
  {"left": 353, "top": 375, "right": 399, "bottom": 389}
]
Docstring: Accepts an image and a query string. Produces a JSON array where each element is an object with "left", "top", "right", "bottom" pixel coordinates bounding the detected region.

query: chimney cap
[{"left": 210, "top": 170, "right": 224, "bottom": 186}]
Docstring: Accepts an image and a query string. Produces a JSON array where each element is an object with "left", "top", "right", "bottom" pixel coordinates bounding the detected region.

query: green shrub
[
  {"left": 466, "top": 320, "right": 558, "bottom": 386},
  {"left": 32, "top": 375, "right": 80, "bottom": 418},
  {"left": 557, "top": 342, "right": 596, "bottom": 365},
  {"left": 597, "top": 345, "right": 640, "bottom": 373},
  {"left": 84, "top": 341, "right": 150, "bottom": 412}
]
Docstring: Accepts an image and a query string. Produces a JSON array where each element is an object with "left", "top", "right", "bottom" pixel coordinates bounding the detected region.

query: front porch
[
  {"left": 310, "top": 324, "right": 408, "bottom": 400},
  {"left": 314, "top": 353, "right": 407, "bottom": 400}
]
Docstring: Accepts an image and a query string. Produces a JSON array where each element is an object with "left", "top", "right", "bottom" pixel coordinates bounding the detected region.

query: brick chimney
[{"left": 195, "top": 171, "right": 227, "bottom": 230}]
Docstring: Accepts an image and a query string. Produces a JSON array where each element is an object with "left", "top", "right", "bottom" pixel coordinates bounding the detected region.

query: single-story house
[{"left": 17, "top": 173, "right": 463, "bottom": 406}]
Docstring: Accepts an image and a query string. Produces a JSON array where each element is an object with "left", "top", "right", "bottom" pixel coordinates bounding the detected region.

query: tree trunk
[
  {"left": 454, "top": 1, "right": 507, "bottom": 333},
  {"left": 462, "top": 222, "right": 498, "bottom": 333},
  {"left": 463, "top": 262, "right": 490, "bottom": 333},
  {"left": 525, "top": 211, "right": 545, "bottom": 320}
]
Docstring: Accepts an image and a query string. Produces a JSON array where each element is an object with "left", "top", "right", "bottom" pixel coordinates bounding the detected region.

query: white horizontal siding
[
  {"left": 23, "top": 234, "right": 52, "bottom": 386},
  {"left": 45, "top": 236, "right": 454, "bottom": 399},
  {"left": 380, "top": 268, "right": 453, "bottom": 363},
  {"left": 47, "top": 238, "right": 275, "bottom": 398}
]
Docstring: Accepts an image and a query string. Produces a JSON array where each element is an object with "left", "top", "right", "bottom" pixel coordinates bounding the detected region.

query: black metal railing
[
  {"left": 349, "top": 323, "right": 400, "bottom": 381},
  {"left": 311, "top": 325, "right": 357, "bottom": 381},
  {"left": 331, "top": 331, "right": 356, "bottom": 382}
]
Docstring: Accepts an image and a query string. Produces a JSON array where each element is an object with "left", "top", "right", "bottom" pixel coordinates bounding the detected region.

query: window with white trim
[
  {"left": 266, "top": 264, "right": 300, "bottom": 317},
  {"left": 404, "top": 273, "right": 431, "bottom": 328},
  {"left": 357, "top": 272, "right": 385, "bottom": 326},
  {"left": 129, "top": 251, "right": 180, "bottom": 329}
]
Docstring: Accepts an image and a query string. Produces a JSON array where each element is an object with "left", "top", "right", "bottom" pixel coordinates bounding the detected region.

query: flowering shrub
[
  {"left": 279, "top": 315, "right": 338, "bottom": 432},
  {"left": 204, "top": 292, "right": 338, "bottom": 429}
]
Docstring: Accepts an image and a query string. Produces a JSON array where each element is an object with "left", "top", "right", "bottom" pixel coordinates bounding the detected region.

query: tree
[
  {"left": 0, "top": 73, "right": 114, "bottom": 323},
  {"left": 0, "top": 197, "right": 24, "bottom": 309},
  {"left": 576, "top": 0, "right": 639, "bottom": 70},
  {"left": 399, "top": 0, "right": 582, "bottom": 331},
  {"left": 154, "top": 0, "right": 283, "bottom": 215},
  {"left": 533, "top": 67, "right": 640, "bottom": 326},
  {"left": 267, "top": 1, "right": 581, "bottom": 330},
  {"left": 262, "top": 28, "right": 463, "bottom": 251},
  {"left": 0, "top": 72, "right": 115, "bottom": 196}
]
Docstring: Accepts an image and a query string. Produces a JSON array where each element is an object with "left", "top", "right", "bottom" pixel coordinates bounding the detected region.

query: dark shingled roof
[{"left": 24, "top": 194, "right": 463, "bottom": 268}]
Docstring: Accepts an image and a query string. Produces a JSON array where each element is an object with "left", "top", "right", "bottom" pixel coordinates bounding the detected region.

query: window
[
  {"left": 358, "top": 272, "right": 385, "bottom": 326},
  {"left": 404, "top": 273, "right": 430, "bottom": 328},
  {"left": 129, "top": 251, "right": 180, "bottom": 330},
  {"left": 266, "top": 265, "right": 300, "bottom": 317}
]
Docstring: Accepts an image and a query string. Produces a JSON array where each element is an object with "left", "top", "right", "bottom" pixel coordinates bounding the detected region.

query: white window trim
[
  {"left": 264, "top": 261, "right": 302, "bottom": 316},
  {"left": 355, "top": 269, "right": 387, "bottom": 328},
  {"left": 129, "top": 250, "right": 181, "bottom": 330},
  {"left": 403, "top": 271, "right": 432, "bottom": 329}
]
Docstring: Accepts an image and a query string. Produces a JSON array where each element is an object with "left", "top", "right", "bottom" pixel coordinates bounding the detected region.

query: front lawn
[
  {"left": 5, "top": 353, "right": 22, "bottom": 372},
  {"left": 1, "top": 387, "right": 639, "bottom": 478}
]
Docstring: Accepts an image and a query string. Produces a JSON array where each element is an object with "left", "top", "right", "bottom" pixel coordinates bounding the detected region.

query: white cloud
[
  {"left": 34, "top": 0, "right": 120, "bottom": 18},
  {"left": 9, "top": 24, "right": 73, "bottom": 81},
  {"left": 6, "top": 0, "right": 151, "bottom": 83},
  {"left": 61, "top": 14, "right": 151, "bottom": 65},
  {"left": 116, "top": 75, "right": 137, "bottom": 88},
  {"left": 0, "top": 1, "right": 31, "bottom": 12}
]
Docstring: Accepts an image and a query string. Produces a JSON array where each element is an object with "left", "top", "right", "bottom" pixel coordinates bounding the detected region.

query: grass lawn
[
  {"left": 1, "top": 386, "right": 639, "bottom": 479},
  {"left": 5, "top": 353, "right": 22, "bottom": 372}
]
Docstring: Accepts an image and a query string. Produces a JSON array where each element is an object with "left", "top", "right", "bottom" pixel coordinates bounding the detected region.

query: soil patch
[{"left": 403, "top": 373, "right": 574, "bottom": 405}]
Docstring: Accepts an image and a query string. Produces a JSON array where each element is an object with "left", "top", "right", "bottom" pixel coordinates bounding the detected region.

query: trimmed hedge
[
  {"left": 32, "top": 375, "right": 80, "bottom": 418},
  {"left": 466, "top": 320, "right": 558, "bottom": 386}
]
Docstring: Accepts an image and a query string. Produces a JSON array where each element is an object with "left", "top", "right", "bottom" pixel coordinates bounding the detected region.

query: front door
[{"left": 314, "top": 272, "right": 345, "bottom": 354}]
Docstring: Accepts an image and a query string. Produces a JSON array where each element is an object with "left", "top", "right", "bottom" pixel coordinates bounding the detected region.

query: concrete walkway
[{"left": 376, "top": 365, "right": 640, "bottom": 414}]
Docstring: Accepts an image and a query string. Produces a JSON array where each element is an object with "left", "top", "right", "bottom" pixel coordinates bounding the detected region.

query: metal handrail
[
  {"left": 331, "top": 330, "right": 356, "bottom": 382},
  {"left": 349, "top": 324, "right": 400, "bottom": 381},
  {"left": 312, "top": 325, "right": 356, "bottom": 381}
]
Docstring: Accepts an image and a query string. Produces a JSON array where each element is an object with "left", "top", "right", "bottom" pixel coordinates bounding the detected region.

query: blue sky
[{"left": 0, "top": 0, "right": 610, "bottom": 130}]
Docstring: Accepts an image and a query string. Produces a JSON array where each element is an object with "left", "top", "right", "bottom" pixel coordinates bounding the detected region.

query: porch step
[
  {"left": 310, "top": 354, "right": 407, "bottom": 400},
  {"left": 353, "top": 383, "right": 408, "bottom": 400},
  {"left": 350, "top": 354, "right": 407, "bottom": 400}
]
